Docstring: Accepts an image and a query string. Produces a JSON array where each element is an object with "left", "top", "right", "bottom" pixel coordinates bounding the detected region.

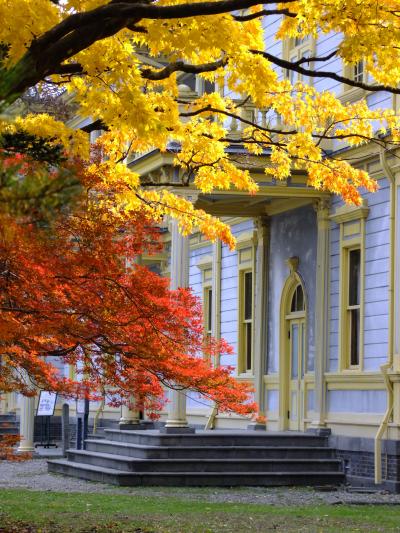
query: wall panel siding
[{"left": 327, "top": 390, "right": 387, "bottom": 413}]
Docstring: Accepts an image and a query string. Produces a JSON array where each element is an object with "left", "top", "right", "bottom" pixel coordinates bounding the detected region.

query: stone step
[
  {"left": 87, "top": 433, "right": 106, "bottom": 440},
  {"left": 103, "top": 430, "right": 328, "bottom": 448},
  {"left": 87, "top": 426, "right": 107, "bottom": 440},
  {"left": 48, "top": 459, "right": 345, "bottom": 487},
  {"left": 67, "top": 449, "right": 343, "bottom": 473},
  {"left": 0, "top": 425, "right": 18, "bottom": 435},
  {"left": 85, "top": 439, "right": 336, "bottom": 460},
  {"left": 0, "top": 414, "right": 17, "bottom": 423}
]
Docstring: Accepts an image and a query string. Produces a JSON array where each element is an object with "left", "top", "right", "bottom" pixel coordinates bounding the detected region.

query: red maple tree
[{"left": 0, "top": 151, "right": 257, "bottom": 429}]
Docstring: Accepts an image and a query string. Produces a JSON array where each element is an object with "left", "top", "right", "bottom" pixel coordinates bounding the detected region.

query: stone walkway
[{"left": 1, "top": 459, "right": 400, "bottom": 505}]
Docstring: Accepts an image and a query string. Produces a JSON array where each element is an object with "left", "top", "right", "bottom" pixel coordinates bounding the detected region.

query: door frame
[{"left": 278, "top": 263, "right": 308, "bottom": 431}]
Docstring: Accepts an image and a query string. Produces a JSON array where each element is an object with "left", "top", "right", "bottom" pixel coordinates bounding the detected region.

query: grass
[{"left": 0, "top": 488, "right": 400, "bottom": 532}]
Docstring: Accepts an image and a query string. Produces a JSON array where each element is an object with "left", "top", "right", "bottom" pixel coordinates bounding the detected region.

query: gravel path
[{"left": 1, "top": 459, "right": 400, "bottom": 506}]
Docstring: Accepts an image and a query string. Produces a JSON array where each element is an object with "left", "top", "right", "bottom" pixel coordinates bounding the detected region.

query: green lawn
[{"left": 0, "top": 489, "right": 400, "bottom": 532}]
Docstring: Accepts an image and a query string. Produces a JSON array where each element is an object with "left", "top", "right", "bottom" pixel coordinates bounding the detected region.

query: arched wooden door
[
  {"left": 286, "top": 284, "right": 306, "bottom": 431},
  {"left": 279, "top": 268, "right": 307, "bottom": 432}
]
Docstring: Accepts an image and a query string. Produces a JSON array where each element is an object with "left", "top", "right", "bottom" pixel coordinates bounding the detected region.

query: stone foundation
[{"left": 330, "top": 435, "right": 400, "bottom": 493}]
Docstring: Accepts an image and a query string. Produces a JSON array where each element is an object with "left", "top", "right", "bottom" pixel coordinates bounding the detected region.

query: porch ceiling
[{"left": 194, "top": 187, "right": 331, "bottom": 217}]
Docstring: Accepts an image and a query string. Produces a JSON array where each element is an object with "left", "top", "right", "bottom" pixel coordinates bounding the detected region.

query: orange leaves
[
  {"left": 0, "top": 153, "right": 256, "bottom": 420},
  {"left": 0, "top": 433, "right": 31, "bottom": 461}
]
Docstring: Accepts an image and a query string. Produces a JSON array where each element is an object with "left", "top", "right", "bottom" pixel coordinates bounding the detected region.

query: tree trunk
[{"left": 0, "top": 54, "right": 41, "bottom": 107}]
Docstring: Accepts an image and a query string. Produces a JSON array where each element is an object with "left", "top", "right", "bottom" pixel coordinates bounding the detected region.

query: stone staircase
[
  {"left": 48, "top": 430, "right": 345, "bottom": 487},
  {"left": 0, "top": 413, "right": 18, "bottom": 435}
]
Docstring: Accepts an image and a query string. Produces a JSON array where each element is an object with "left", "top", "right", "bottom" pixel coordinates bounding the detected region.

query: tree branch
[
  {"left": 52, "top": 63, "right": 84, "bottom": 75},
  {"left": 233, "top": 8, "right": 296, "bottom": 21},
  {"left": 34, "top": 0, "right": 291, "bottom": 52},
  {"left": 251, "top": 50, "right": 400, "bottom": 95},
  {"left": 141, "top": 58, "right": 227, "bottom": 80},
  {"left": 294, "top": 49, "right": 338, "bottom": 65}
]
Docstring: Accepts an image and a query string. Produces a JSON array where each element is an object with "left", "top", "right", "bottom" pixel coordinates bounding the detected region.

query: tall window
[
  {"left": 199, "top": 263, "right": 213, "bottom": 360},
  {"left": 332, "top": 203, "right": 368, "bottom": 371},
  {"left": 347, "top": 248, "right": 361, "bottom": 366},
  {"left": 353, "top": 61, "right": 365, "bottom": 84},
  {"left": 240, "top": 270, "right": 253, "bottom": 373},
  {"left": 204, "top": 286, "right": 213, "bottom": 338},
  {"left": 342, "top": 60, "right": 367, "bottom": 100},
  {"left": 284, "top": 36, "right": 313, "bottom": 85}
]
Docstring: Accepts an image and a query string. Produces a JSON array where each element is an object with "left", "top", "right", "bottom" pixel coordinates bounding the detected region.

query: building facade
[
  {"left": 2, "top": 19, "right": 400, "bottom": 490},
  {"left": 122, "top": 141, "right": 400, "bottom": 491}
]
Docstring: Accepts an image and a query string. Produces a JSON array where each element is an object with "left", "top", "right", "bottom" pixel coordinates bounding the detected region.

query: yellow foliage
[
  {"left": 1, "top": 0, "right": 400, "bottom": 246},
  {"left": 1, "top": 114, "right": 89, "bottom": 159}
]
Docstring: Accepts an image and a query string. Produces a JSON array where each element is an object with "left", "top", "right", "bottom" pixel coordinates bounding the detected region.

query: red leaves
[
  {"left": 0, "top": 153, "right": 257, "bottom": 427},
  {"left": 0, "top": 434, "right": 31, "bottom": 461}
]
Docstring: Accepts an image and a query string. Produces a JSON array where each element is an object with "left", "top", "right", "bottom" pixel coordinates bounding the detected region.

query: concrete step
[
  {"left": 87, "top": 420, "right": 154, "bottom": 441},
  {"left": 87, "top": 433, "right": 106, "bottom": 440},
  {"left": 0, "top": 425, "right": 18, "bottom": 435},
  {"left": 103, "top": 430, "right": 328, "bottom": 448},
  {"left": 0, "top": 414, "right": 16, "bottom": 423},
  {"left": 87, "top": 427, "right": 107, "bottom": 440},
  {"left": 67, "top": 449, "right": 342, "bottom": 473},
  {"left": 48, "top": 459, "right": 345, "bottom": 487},
  {"left": 85, "top": 439, "right": 336, "bottom": 460}
]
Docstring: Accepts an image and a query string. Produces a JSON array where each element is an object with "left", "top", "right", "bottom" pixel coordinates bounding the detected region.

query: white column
[
  {"left": 204, "top": 240, "right": 222, "bottom": 430},
  {"left": 249, "top": 216, "right": 270, "bottom": 429},
  {"left": 0, "top": 395, "right": 6, "bottom": 414},
  {"left": 7, "top": 392, "right": 17, "bottom": 413},
  {"left": 119, "top": 254, "right": 142, "bottom": 429},
  {"left": 310, "top": 198, "right": 330, "bottom": 434},
  {"left": 163, "top": 219, "right": 194, "bottom": 432},
  {"left": 119, "top": 404, "right": 140, "bottom": 427},
  {"left": 18, "top": 394, "right": 35, "bottom": 453}
]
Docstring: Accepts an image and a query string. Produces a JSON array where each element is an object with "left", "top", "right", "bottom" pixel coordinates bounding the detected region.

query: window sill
[
  {"left": 339, "top": 85, "right": 366, "bottom": 104},
  {"left": 237, "top": 372, "right": 254, "bottom": 380}
]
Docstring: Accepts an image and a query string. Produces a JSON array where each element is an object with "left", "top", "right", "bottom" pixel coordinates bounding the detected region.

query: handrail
[{"left": 374, "top": 362, "right": 394, "bottom": 483}]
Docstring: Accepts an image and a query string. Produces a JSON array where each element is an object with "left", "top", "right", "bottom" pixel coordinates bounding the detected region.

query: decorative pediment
[{"left": 330, "top": 200, "right": 369, "bottom": 224}]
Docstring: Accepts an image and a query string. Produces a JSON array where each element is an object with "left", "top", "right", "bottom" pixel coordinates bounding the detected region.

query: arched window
[{"left": 290, "top": 284, "right": 305, "bottom": 313}]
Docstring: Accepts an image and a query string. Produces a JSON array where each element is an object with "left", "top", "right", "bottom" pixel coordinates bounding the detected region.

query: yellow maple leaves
[
  {"left": 1, "top": 0, "right": 400, "bottom": 247},
  {"left": 1, "top": 114, "right": 89, "bottom": 159}
]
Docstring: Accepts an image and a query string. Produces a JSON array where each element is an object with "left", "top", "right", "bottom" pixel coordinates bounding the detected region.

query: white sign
[{"left": 36, "top": 391, "right": 57, "bottom": 416}]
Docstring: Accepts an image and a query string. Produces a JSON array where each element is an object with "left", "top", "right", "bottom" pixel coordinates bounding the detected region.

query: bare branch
[
  {"left": 141, "top": 58, "right": 226, "bottom": 80},
  {"left": 52, "top": 63, "right": 84, "bottom": 75},
  {"left": 34, "top": 0, "right": 293, "bottom": 52},
  {"left": 233, "top": 8, "right": 296, "bottom": 20},
  {"left": 294, "top": 49, "right": 338, "bottom": 65},
  {"left": 251, "top": 49, "right": 400, "bottom": 95}
]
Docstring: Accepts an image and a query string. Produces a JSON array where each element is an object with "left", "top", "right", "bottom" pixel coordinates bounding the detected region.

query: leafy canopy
[
  {"left": 1, "top": 1, "right": 400, "bottom": 246},
  {"left": 0, "top": 151, "right": 256, "bottom": 419}
]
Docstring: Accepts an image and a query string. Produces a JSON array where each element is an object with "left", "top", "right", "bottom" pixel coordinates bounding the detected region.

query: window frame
[
  {"left": 331, "top": 203, "right": 368, "bottom": 372},
  {"left": 239, "top": 268, "right": 254, "bottom": 374},
  {"left": 236, "top": 230, "right": 256, "bottom": 376},
  {"left": 353, "top": 61, "right": 365, "bottom": 84},
  {"left": 338, "top": 229, "right": 367, "bottom": 373},
  {"left": 203, "top": 283, "right": 213, "bottom": 338},
  {"left": 195, "top": 253, "right": 214, "bottom": 362},
  {"left": 341, "top": 60, "right": 368, "bottom": 102},
  {"left": 282, "top": 36, "right": 315, "bottom": 85},
  {"left": 343, "top": 245, "right": 362, "bottom": 369}
]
